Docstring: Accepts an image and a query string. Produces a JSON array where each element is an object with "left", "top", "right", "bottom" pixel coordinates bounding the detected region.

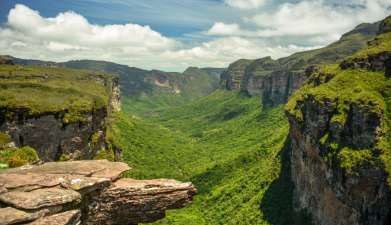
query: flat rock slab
[
  {"left": 2, "top": 160, "right": 130, "bottom": 181},
  {"left": 0, "top": 188, "right": 81, "bottom": 210},
  {"left": 26, "top": 210, "right": 81, "bottom": 225},
  {"left": 0, "top": 173, "right": 111, "bottom": 193},
  {"left": 0, "top": 207, "right": 40, "bottom": 225},
  {"left": 0, "top": 160, "right": 196, "bottom": 225},
  {"left": 84, "top": 178, "right": 197, "bottom": 225}
]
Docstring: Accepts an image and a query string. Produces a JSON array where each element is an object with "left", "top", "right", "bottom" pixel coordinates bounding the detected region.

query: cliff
[
  {"left": 221, "top": 21, "right": 380, "bottom": 106},
  {"left": 285, "top": 20, "right": 391, "bottom": 225},
  {"left": 0, "top": 160, "right": 196, "bottom": 225},
  {"left": 0, "top": 64, "right": 121, "bottom": 162}
]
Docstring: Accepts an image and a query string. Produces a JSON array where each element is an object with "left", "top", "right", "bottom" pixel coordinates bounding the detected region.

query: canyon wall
[
  {"left": 285, "top": 27, "right": 391, "bottom": 225},
  {"left": 0, "top": 63, "right": 121, "bottom": 162},
  {"left": 220, "top": 21, "right": 380, "bottom": 106}
]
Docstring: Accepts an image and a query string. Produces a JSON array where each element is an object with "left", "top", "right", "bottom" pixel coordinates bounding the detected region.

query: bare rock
[
  {"left": 26, "top": 210, "right": 81, "bottom": 225},
  {"left": 0, "top": 188, "right": 81, "bottom": 210},
  {"left": 84, "top": 178, "right": 197, "bottom": 225},
  {"left": 4, "top": 160, "right": 130, "bottom": 181},
  {"left": 0, "top": 160, "right": 196, "bottom": 225},
  {"left": 0, "top": 207, "right": 41, "bottom": 225}
]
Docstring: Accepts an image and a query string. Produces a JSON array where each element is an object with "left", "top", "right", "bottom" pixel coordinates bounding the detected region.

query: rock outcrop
[
  {"left": 0, "top": 65, "right": 121, "bottom": 162},
  {"left": 220, "top": 59, "right": 253, "bottom": 91},
  {"left": 0, "top": 108, "right": 108, "bottom": 162},
  {"left": 221, "top": 21, "right": 380, "bottom": 106},
  {"left": 285, "top": 46, "right": 391, "bottom": 224},
  {"left": 0, "top": 160, "right": 197, "bottom": 225}
]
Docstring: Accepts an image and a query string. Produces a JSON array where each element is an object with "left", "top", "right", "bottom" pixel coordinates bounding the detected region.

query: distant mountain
[
  {"left": 0, "top": 56, "right": 224, "bottom": 113},
  {"left": 221, "top": 20, "right": 381, "bottom": 106}
]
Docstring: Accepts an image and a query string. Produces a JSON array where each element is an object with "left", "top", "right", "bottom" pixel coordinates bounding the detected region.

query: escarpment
[
  {"left": 0, "top": 160, "right": 197, "bottom": 225},
  {"left": 285, "top": 24, "right": 391, "bottom": 225},
  {"left": 221, "top": 21, "right": 380, "bottom": 106},
  {"left": 0, "top": 64, "right": 121, "bottom": 161}
]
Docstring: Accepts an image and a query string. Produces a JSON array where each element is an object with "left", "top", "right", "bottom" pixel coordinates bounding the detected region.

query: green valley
[{"left": 110, "top": 90, "right": 310, "bottom": 225}]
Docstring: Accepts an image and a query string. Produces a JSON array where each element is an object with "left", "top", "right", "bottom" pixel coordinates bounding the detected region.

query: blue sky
[{"left": 0, "top": 0, "right": 390, "bottom": 71}]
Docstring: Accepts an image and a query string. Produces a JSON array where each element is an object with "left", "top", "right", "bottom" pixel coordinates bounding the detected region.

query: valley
[{"left": 0, "top": 7, "right": 390, "bottom": 225}]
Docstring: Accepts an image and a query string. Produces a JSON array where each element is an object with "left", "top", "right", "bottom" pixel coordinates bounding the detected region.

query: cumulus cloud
[
  {"left": 207, "top": 22, "right": 241, "bottom": 35},
  {"left": 249, "top": 0, "right": 391, "bottom": 42},
  {"left": 225, "top": 0, "right": 267, "bottom": 9},
  {"left": 0, "top": 4, "right": 315, "bottom": 71},
  {"left": 2, "top": 1, "right": 389, "bottom": 71}
]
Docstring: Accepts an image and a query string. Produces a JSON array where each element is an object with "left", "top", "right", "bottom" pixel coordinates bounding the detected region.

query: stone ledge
[{"left": 0, "top": 160, "right": 196, "bottom": 225}]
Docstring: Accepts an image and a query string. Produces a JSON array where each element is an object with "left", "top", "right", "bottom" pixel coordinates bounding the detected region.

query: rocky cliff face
[
  {"left": 0, "top": 65, "right": 121, "bottom": 162},
  {"left": 221, "top": 21, "right": 380, "bottom": 106},
  {"left": 285, "top": 30, "right": 391, "bottom": 225},
  {"left": 241, "top": 57, "right": 307, "bottom": 106},
  {"left": 220, "top": 59, "right": 253, "bottom": 90},
  {"left": 0, "top": 108, "right": 107, "bottom": 162},
  {"left": 0, "top": 160, "right": 196, "bottom": 225}
]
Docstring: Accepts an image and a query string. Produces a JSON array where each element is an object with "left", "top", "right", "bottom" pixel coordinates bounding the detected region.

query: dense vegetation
[
  {"left": 0, "top": 64, "right": 113, "bottom": 122},
  {"left": 286, "top": 46, "right": 391, "bottom": 185},
  {"left": 0, "top": 132, "right": 38, "bottom": 169},
  {"left": 59, "top": 60, "right": 221, "bottom": 114},
  {"left": 111, "top": 90, "right": 311, "bottom": 224}
]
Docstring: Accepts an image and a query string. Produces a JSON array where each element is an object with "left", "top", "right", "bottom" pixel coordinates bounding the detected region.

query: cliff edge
[
  {"left": 285, "top": 16, "right": 391, "bottom": 225},
  {"left": 0, "top": 160, "right": 196, "bottom": 225}
]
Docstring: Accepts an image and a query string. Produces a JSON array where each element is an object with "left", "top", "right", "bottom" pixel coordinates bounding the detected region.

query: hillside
[
  {"left": 109, "top": 90, "right": 311, "bottom": 225},
  {"left": 1, "top": 57, "right": 223, "bottom": 115},
  {"left": 0, "top": 11, "right": 390, "bottom": 225},
  {"left": 284, "top": 16, "right": 391, "bottom": 225},
  {"left": 107, "top": 16, "right": 391, "bottom": 225},
  {"left": 0, "top": 63, "right": 120, "bottom": 163},
  {"left": 221, "top": 21, "right": 381, "bottom": 106}
]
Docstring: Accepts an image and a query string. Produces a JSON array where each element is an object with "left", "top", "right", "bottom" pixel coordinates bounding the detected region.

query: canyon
[{"left": 0, "top": 15, "right": 390, "bottom": 225}]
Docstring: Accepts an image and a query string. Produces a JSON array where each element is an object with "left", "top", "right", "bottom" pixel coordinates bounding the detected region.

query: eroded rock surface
[{"left": 0, "top": 160, "right": 196, "bottom": 225}]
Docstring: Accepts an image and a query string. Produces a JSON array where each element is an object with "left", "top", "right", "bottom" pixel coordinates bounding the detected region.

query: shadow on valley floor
[{"left": 260, "top": 137, "right": 313, "bottom": 225}]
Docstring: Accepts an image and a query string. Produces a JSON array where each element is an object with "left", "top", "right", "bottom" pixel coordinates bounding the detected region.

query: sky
[{"left": 0, "top": 0, "right": 390, "bottom": 72}]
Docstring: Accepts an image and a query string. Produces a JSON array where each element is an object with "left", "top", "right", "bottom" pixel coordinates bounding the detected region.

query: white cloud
[
  {"left": 0, "top": 4, "right": 315, "bottom": 71},
  {"left": 207, "top": 22, "right": 241, "bottom": 35},
  {"left": 2, "top": 2, "right": 389, "bottom": 71},
  {"left": 249, "top": 0, "right": 391, "bottom": 40},
  {"left": 225, "top": 0, "right": 267, "bottom": 9}
]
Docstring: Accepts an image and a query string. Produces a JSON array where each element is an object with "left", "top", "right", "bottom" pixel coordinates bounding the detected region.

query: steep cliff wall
[
  {"left": 221, "top": 21, "right": 380, "bottom": 106},
  {"left": 0, "top": 160, "right": 196, "bottom": 225},
  {"left": 285, "top": 26, "right": 391, "bottom": 225},
  {"left": 220, "top": 59, "right": 253, "bottom": 90},
  {"left": 0, "top": 64, "right": 120, "bottom": 162}
]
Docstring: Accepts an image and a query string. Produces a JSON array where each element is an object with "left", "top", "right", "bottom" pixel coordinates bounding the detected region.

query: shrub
[{"left": 0, "top": 146, "right": 39, "bottom": 168}]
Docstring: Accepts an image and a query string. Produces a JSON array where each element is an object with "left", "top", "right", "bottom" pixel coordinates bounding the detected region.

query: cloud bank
[{"left": 0, "top": 1, "right": 390, "bottom": 71}]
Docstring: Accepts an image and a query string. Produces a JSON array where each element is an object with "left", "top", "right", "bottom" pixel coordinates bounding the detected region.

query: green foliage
[
  {"left": 90, "top": 132, "right": 101, "bottom": 149},
  {"left": 61, "top": 60, "right": 220, "bottom": 116},
  {"left": 338, "top": 148, "right": 377, "bottom": 176},
  {"left": 286, "top": 28, "right": 391, "bottom": 186},
  {"left": 350, "top": 32, "right": 391, "bottom": 58},
  {"left": 93, "top": 148, "right": 115, "bottom": 161},
  {"left": 0, "top": 146, "right": 39, "bottom": 168},
  {"left": 0, "top": 64, "right": 112, "bottom": 121},
  {"left": 0, "top": 132, "right": 11, "bottom": 147},
  {"left": 113, "top": 90, "right": 311, "bottom": 224},
  {"left": 59, "top": 153, "right": 71, "bottom": 162}
]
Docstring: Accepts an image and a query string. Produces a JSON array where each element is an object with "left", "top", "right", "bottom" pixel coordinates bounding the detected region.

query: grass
[
  {"left": 0, "top": 64, "right": 113, "bottom": 121},
  {"left": 286, "top": 57, "right": 391, "bottom": 185},
  {"left": 112, "top": 90, "right": 311, "bottom": 224},
  {"left": 349, "top": 32, "right": 391, "bottom": 59}
]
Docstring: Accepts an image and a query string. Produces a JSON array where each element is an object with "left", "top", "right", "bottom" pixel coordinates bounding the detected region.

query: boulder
[{"left": 0, "top": 160, "right": 196, "bottom": 225}]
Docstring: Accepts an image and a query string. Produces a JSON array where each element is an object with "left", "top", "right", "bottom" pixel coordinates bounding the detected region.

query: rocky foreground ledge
[{"left": 0, "top": 160, "right": 197, "bottom": 225}]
